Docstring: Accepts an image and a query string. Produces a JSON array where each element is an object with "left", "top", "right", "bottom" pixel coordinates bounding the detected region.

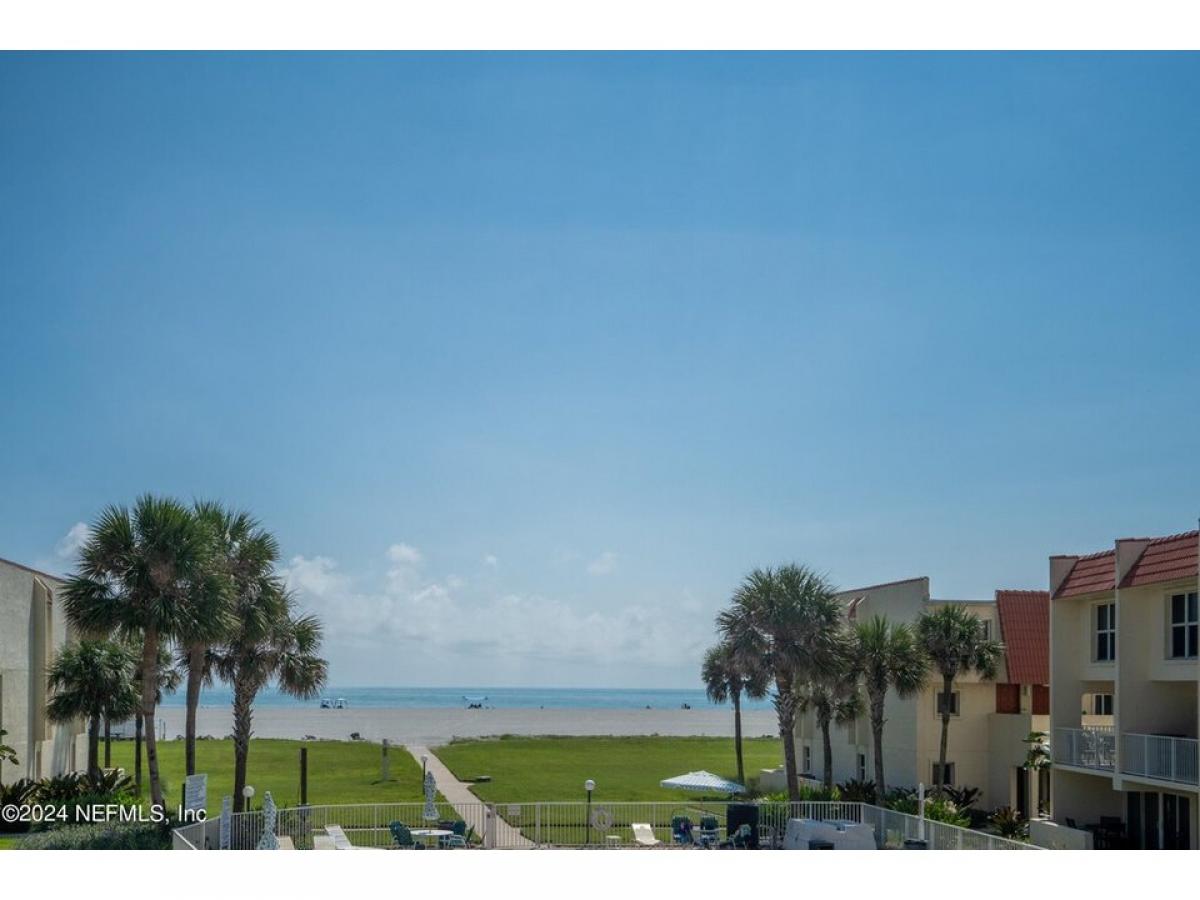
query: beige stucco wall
[
  {"left": 0, "top": 559, "right": 81, "bottom": 784},
  {"left": 1049, "top": 544, "right": 1199, "bottom": 847},
  {"left": 797, "top": 577, "right": 1032, "bottom": 810}
]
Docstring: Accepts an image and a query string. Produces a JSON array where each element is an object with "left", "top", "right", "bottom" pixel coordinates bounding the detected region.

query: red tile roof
[
  {"left": 995, "top": 590, "right": 1049, "bottom": 685},
  {"left": 1120, "top": 531, "right": 1199, "bottom": 588},
  {"left": 1054, "top": 550, "right": 1115, "bottom": 598}
]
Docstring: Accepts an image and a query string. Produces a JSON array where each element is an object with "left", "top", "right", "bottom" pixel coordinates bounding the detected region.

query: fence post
[{"left": 535, "top": 803, "right": 541, "bottom": 847}]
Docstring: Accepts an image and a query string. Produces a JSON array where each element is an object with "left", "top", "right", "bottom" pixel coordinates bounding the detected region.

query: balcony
[
  {"left": 1054, "top": 726, "right": 1115, "bottom": 772},
  {"left": 1120, "top": 732, "right": 1200, "bottom": 786}
]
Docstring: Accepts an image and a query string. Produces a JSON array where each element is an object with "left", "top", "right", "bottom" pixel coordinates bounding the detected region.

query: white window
[
  {"left": 1092, "top": 693, "right": 1114, "bottom": 716},
  {"left": 802, "top": 744, "right": 812, "bottom": 774},
  {"left": 935, "top": 691, "right": 960, "bottom": 716},
  {"left": 981, "top": 619, "right": 992, "bottom": 641},
  {"left": 931, "top": 762, "right": 955, "bottom": 786},
  {"left": 1095, "top": 602, "right": 1116, "bottom": 662},
  {"left": 1169, "top": 592, "right": 1198, "bottom": 660},
  {"left": 856, "top": 752, "right": 867, "bottom": 781}
]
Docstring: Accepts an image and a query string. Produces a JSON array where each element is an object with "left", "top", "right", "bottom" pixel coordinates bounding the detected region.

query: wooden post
[
  {"left": 299, "top": 747, "right": 308, "bottom": 805},
  {"left": 381, "top": 739, "right": 390, "bottom": 782}
]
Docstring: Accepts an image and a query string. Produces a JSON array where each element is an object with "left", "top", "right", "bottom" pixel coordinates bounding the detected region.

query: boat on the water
[
  {"left": 320, "top": 698, "right": 349, "bottom": 709},
  {"left": 463, "top": 695, "right": 488, "bottom": 709}
]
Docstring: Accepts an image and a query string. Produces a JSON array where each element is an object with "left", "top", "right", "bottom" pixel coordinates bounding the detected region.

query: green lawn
[
  {"left": 106, "top": 738, "right": 428, "bottom": 814},
  {"left": 434, "top": 735, "right": 782, "bottom": 803}
]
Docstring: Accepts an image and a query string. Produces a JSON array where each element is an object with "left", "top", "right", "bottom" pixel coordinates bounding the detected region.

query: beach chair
[
  {"left": 698, "top": 815, "right": 720, "bottom": 847},
  {"left": 671, "top": 816, "right": 694, "bottom": 845},
  {"left": 313, "top": 835, "right": 336, "bottom": 850},
  {"left": 389, "top": 821, "right": 423, "bottom": 849},
  {"left": 631, "top": 823, "right": 661, "bottom": 846},
  {"left": 325, "top": 825, "right": 354, "bottom": 850}
]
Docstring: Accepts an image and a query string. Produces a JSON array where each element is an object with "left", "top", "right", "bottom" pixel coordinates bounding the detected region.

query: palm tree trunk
[
  {"left": 732, "top": 689, "right": 744, "bottom": 786},
  {"left": 936, "top": 675, "right": 952, "bottom": 792},
  {"left": 232, "top": 677, "right": 254, "bottom": 812},
  {"left": 774, "top": 678, "right": 800, "bottom": 801},
  {"left": 134, "top": 712, "right": 144, "bottom": 796},
  {"left": 87, "top": 713, "right": 100, "bottom": 778},
  {"left": 140, "top": 628, "right": 165, "bottom": 810},
  {"left": 870, "top": 692, "right": 886, "bottom": 798},
  {"left": 185, "top": 642, "right": 205, "bottom": 776},
  {"left": 820, "top": 715, "right": 834, "bottom": 790},
  {"left": 103, "top": 715, "right": 111, "bottom": 769}
]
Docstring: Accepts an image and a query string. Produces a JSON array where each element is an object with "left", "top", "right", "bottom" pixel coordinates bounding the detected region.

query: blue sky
[{"left": 1, "top": 53, "right": 1197, "bottom": 688}]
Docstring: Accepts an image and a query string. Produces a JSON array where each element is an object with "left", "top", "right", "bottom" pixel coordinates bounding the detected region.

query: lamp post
[
  {"left": 243, "top": 784, "right": 255, "bottom": 813},
  {"left": 422, "top": 754, "right": 428, "bottom": 781},
  {"left": 584, "top": 779, "right": 595, "bottom": 845}
]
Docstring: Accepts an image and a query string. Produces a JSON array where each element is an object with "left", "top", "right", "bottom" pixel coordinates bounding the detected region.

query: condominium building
[
  {"left": 794, "top": 577, "right": 1049, "bottom": 814},
  {"left": 1047, "top": 529, "right": 1198, "bottom": 849},
  {"left": 0, "top": 557, "right": 84, "bottom": 783}
]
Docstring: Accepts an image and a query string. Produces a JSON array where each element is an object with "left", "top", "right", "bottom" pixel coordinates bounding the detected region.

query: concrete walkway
[{"left": 405, "top": 744, "right": 534, "bottom": 848}]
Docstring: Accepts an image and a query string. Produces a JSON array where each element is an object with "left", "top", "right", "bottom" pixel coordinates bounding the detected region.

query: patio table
[{"left": 411, "top": 828, "right": 453, "bottom": 848}]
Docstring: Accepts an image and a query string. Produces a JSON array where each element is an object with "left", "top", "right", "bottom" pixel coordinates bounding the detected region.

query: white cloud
[
  {"left": 386, "top": 543, "right": 422, "bottom": 565},
  {"left": 54, "top": 522, "right": 91, "bottom": 560},
  {"left": 482, "top": 554, "right": 498, "bottom": 567},
  {"left": 585, "top": 551, "right": 617, "bottom": 576},
  {"left": 278, "top": 545, "right": 705, "bottom": 679}
]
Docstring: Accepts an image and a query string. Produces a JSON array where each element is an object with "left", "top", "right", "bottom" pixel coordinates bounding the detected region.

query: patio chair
[
  {"left": 671, "top": 816, "right": 694, "bottom": 845},
  {"left": 698, "top": 815, "right": 720, "bottom": 847},
  {"left": 440, "top": 819, "right": 470, "bottom": 848},
  {"left": 632, "top": 823, "right": 661, "bottom": 846},
  {"left": 729, "top": 824, "right": 753, "bottom": 850},
  {"left": 389, "top": 821, "right": 423, "bottom": 849}
]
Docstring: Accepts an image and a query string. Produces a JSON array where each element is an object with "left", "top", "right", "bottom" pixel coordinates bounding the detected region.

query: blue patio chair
[
  {"left": 389, "top": 821, "right": 423, "bottom": 849},
  {"left": 671, "top": 816, "right": 694, "bottom": 844}
]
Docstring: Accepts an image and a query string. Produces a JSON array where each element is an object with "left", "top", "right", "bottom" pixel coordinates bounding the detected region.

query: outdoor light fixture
[
  {"left": 243, "top": 785, "right": 255, "bottom": 810},
  {"left": 422, "top": 754, "right": 428, "bottom": 780},
  {"left": 584, "top": 779, "right": 595, "bottom": 845}
]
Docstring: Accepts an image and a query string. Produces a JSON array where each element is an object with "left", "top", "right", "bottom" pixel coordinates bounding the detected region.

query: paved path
[{"left": 405, "top": 744, "right": 534, "bottom": 848}]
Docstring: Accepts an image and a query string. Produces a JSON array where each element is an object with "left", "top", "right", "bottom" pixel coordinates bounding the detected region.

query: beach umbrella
[
  {"left": 659, "top": 770, "right": 746, "bottom": 794},
  {"left": 423, "top": 769, "right": 438, "bottom": 822}
]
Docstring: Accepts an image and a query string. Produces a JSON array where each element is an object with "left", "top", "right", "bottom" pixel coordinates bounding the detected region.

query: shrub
[
  {"left": 884, "top": 791, "right": 970, "bottom": 827},
  {"left": 989, "top": 806, "right": 1028, "bottom": 840},
  {"left": 837, "top": 778, "right": 877, "bottom": 804},
  {"left": 0, "top": 779, "right": 39, "bottom": 834},
  {"left": 940, "top": 784, "right": 982, "bottom": 810},
  {"left": 18, "top": 821, "right": 171, "bottom": 850}
]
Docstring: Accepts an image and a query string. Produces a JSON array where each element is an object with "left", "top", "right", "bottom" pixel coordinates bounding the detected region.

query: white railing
[
  {"left": 1121, "top": 732, "right": 1200, "bottom": 786},
  {"left": 1054, "top": 726, "right": 1115, "bottom": 771},
  {"left": 173, "top": 800, "right": 1037, "bottom": 850}
]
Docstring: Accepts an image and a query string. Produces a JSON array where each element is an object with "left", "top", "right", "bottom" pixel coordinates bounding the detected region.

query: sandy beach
[{"left": 156, "top": 706, "right": 781, "bottom": 746}]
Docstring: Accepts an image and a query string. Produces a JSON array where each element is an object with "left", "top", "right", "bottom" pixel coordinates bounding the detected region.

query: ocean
[{"left": 159, "top": 686, "right": 777, "bottom": 711}]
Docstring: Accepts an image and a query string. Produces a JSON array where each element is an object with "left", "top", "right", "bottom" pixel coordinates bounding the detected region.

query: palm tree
[
  {"left": 181, "top": 501, "right": 273, "bottom": 777},
  {"left": 131, "top": 642, "right": 182, "bottom": 796},
  {"left": 851, "top": 615, "right": 928, "bottom": 795},
  {"left": 717, "top": 564, "right": 844, "bottom": 800},
  {"left": 62, "top": 496, "right": 214, "bottom": 809},
  {"left": 45, "top": 640, "right": 138, "bottom": 777},
  {"left": 701, "top": 640, "right": 768, "bottom": 786},
  {"left": 212, "top": 578, "right": 326, "bottom": 811},
  {"left": 916, "top": 603, "right": 1003, "bottom": 791},
  {"left": 796, "top": 656, "right": 863, "bottom": 791}
]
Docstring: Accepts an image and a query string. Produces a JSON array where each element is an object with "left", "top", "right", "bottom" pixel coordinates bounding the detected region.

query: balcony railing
[
  {"left": 1054, "top": 726, "right": 1115, "bottom": 771},
  {"left": 1121, "top": 732, "right": 1200, "bottom": 786}
]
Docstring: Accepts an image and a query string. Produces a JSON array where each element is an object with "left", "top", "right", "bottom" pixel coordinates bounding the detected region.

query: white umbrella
[
  {"left": 423, "top": 770, "right": 439, "bottom": 822},
  {"left": 659, "top": 770, "right": 746, "bottom": 794}
]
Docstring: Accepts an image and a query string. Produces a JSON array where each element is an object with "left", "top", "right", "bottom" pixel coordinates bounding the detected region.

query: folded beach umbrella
[
  {"left": 659, "top": 770, "right": 746, "bottom": 794},
  {"left": 423, "top": 769, "right": 439, "bottom": 822}
]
